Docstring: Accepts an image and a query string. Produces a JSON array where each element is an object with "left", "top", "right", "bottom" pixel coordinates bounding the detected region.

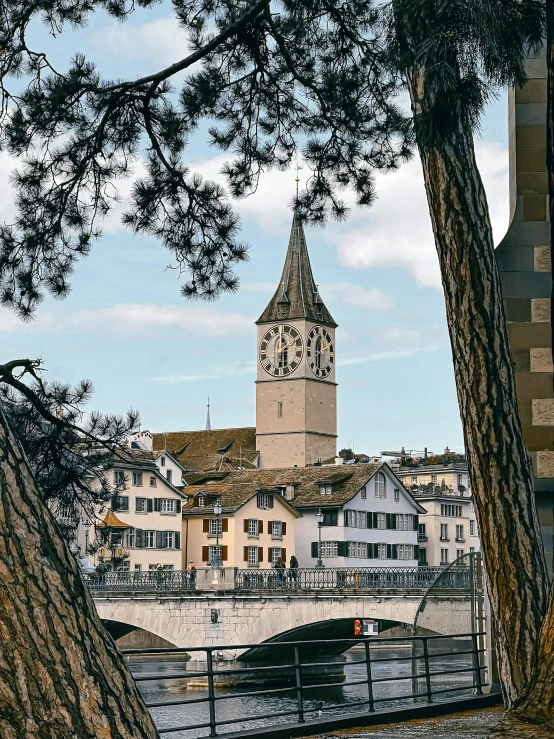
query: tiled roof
[
  {"left": 98, "top": 510, "right": 131, "bottom": 528},
  {"left": 182, "top": 463, "right": 383, "bottom": 510},
  {"left": 257, "top": 216, "right": 337, "bottom": 327},
  {"left": 152, "top": 427, "right": 257, "bottom": 473},
  {"left": 182, "top": 482, "right": 300, "bottom": 517}
]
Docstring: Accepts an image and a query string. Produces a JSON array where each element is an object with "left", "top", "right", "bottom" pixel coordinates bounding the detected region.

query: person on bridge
[
  {"left": 275, "top": 557, "right": 286, "bottom": 586},
  {"left": 187, "top": 560, "right": 197, "bottom": 589},
  {"left": 289, "top": 555, "right": 299, "bottom": 588}
]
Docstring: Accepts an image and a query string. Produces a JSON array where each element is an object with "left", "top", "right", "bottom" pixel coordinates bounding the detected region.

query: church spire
[
  {"left": 205, "top": 397, "right": 211, "bottom": 431},
  {"left": 256, "top": 215, "right": 337, "bottom": 327}
]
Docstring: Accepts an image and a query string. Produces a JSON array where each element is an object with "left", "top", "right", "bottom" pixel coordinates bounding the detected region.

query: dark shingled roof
[
  {"left": 182, "top": 482, "right": 301, "bottom": 517},
  {"left": 257, "top": 216, "right": 337, "bottom": 327},
  {"left": 152, "top": 427, "right": 257, "bottom": 473}
]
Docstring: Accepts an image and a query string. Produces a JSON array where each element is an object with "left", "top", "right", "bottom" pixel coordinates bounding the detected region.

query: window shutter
[
  {"left": 268, "top": 547, "right": 272, "bottom": 562},
  {"left": 345, "top": 512, "right": 350, "bottom": 528},
  {"left": 282, "top": 522, "right": 287, "bottom": 535},
  {"left": 331, "top": 510, "right": 338, "bottom": 526},
  {"left": 203, "top": 519, "right": 209, "bottom": 533},
  {"left": 365, "top": 512, "right": 371, "bottom": 529},
  {"left": 413, "top": 515, "right": 419, "bottom": 531},
  {"left": 366, "top": 543, "right": 374, "bottom": 559},
  {"left": 244, "top": 519, "right": 249, "bottom": 533},
  {"left": 281, "top": 548, "right": 287, "bottom": 562},
  {"left": 259, "top": 520, "right": 264, "bottom": 534},
  {"left": 268, "top": 496, "right": 274, "bottom": 509},
  {"left": 386, "top": 513, "right": 393, "bottom": 529},
  {"left": 337, "top": 541, "right": 347, "bottom": 557},
  {"left": 311, "top": 542, "right": 319, "bottom": 558},
  {"left": 258, "top": 547, "right": 263, "bottom": 562},
  {"left": 154, "top": 498, "right": 161, "bottom": 512},
  {"left": 392, "top": 544, "right": 398, "bottom": 560},
  {"left": 135, "top": 529, "right": 143, "bottom": 548},
  {"left": 372, "top": 512, "right": 378, "bottom": 528},
  {"left": 222, "top": 518, "right": 228, "bottom": 533},
  {"left": 386, "top": 544, "right": 392, "bottom": 559},
  {"left": 175, "top": 532, "right": 181, "bottom": 549},
  {"left": 202, "top": 546, "right": 209, "bottom": 562},
  {"left": 147, "top": 498, "right": 153, "bottom": 513},
  {"left": 414, "top": 545, "right": 419, "bottom": 559},
  {"left": 244, "top": 546, "right": 248, "bottom": 562},
  {"left": 221, "top": 546, "right": 228, "bottom": 562},
  {"left": 156, "top": 531, "right": 164, "bottom": 548},
  {"left": 175, "top": 500, "right": 182, "bottom": 513}
]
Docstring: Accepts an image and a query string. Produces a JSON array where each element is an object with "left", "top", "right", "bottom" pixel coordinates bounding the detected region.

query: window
[
  {"left": 247, "top": 545, "right": 259, "bottom": 566},
  {"left": 456, "top": 549, "right": 465, "bottom": 560},
  {"left": 125, "top": 528, "right": 135, "bottom": 548},
  {"left": 162, "top": 531, "right": 175, "bottom": 548},
  {"left": 149, "top": 476, "right": 157, "bottom": 488},
  {"left": 456, "top": 524, "right": 464, "bottom": 540},
  {"left": 134, "top": 564, "right": 142, "bottom": 571},
  {"left": 118, "top": 561, "right": 130, "bottom": 572},
  {"left": 360, "top": 486, "right": 367, "bottom": 500},
  {"left": 248, "top": 519, "right": 259, "bottom": 537},
  {"left": 418, "top": 548, "right": 427, "bottom": 565},
  {"left": 271, "top": 547, "right": 282, "bottom": 566},
  {"left": 376, "top": 512, "right": 386, "bottom": 530},
  {"left": 278, "top": 402, "right": 283, "bottom": 418},
  {"left": 394, "top": 488, "right": 400, "bottom": 502},
  {"left": 114, "top": 470, "right": 125, "bottom": 486},
  {"left": 161, "top": 456, "right": 165, "bottom": 467},
  {"left": 166, "top": 470, "right": 172, "bottom": 484},
  {"left": 110, "top": 531, "right": 124, "bottom": 547},
  {"left": 160, "top": 499, "right": 175, "bottom": 514},
  {"left": 133, "top": 472, "right": 143, "bottom": 487},
  {"left": 470, "top": 546, "right": 475, "bottom": 553},
  {"left": 209, "top": 519, "right": 223, "bottom": 537},
  {"left": 374, "top": 472, "right": 386, "bottom": 499},
  {"left": 163, "top": 564, "right": 174, "bottom": 571},
  {"left": 145, "top": 531, "right": 155, "bottom": 548},
  {"left": 412, "top": 475, "right": 418, "bottom": 485},
  {"left": 397, "top": 544, "right": 414, "bottom": 560},
  {"left": 376, "top": 543, "right": 387, "bottom": 559},
  {"left": 320, "top": 541, "right": 339, "bottom": 557},
  {"left": 431, "top": 474, "right": 437, "bottom": 485},
  {"left": 136, "top": 497, "right": 146, "bottom": 513},
  {"left": 396, "top": 514, "right": 413, "bottom": 531},
  {"left": 441, "top": 504, "right": 463, "bottom": 517},
  {"left": 272, "top": 521, "right": 282, "bottom": 538},
  {"left": 322, "top": 510, "right": 338, "bottom": 526},
  {"left": 320, "top": 484, "right": 332, "bottom": 495},
  {"left": 198, "top": 495, "right": 206, "bottom": 507},
  {"left": 347, "top": 541, "right": 367, "bottom": 558},
  {"left": 113, "top": 495, "right": 129, "bottom": 512},
  {"left": 470, "top": 520, "right": 476, "bottom": 536},
  {"left": 257, "top": 493, "right": 273, "bottom": 509},
  {"left": 419, "top": 523, "right": 426, "bottom": 535},
  {"left": 440, "top": 548, "right": 449, "bottom": 565},
  {"left": 209, "top": 545, "right": 221, "bottom": 564},
  {"left": 345, "top": 510, "right": 366, "bottom": 528},
  {"left": 440, "top": 523, "right": 449, "bottom": 540}
]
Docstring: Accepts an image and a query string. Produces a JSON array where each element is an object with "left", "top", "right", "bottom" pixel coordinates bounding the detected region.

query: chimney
[
  {"left": 335, "top": 456, "right": 344, "bottom": 465},
  {"left": 285, "top": 483, "right": 295, "bottom": 500}
]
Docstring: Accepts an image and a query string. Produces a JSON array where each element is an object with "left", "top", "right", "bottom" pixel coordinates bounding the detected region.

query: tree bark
[
  {"left": 399, "top": 48, "right": 550, "bottom": 714},
  {"left": 0, "top": 401, "right": 159, "bottom": 739}
]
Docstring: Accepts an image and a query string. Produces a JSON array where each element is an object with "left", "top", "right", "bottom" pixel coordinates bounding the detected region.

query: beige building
[
  {"left": 395, "top": 463, "right": 471, "bottom": 496},
  {"left": 255, "top": 216, "right": 338, "bottom": 468},
  {"left": 182, "top": 482, "right": 300, "bottom": 568},
  {"left": 88, "top": 448, "right": 188, "bottom": 572},
  {"left": 414, "top": 493, "right": 480, "bottom": 567}
]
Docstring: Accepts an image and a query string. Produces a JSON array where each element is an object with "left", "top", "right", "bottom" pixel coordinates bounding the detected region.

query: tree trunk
[
  {"left": 400, "top": 54, "right": 550, "bottom": 711},
  {"left": 0, "top": 401, "right": 159, "bottom": 739}
]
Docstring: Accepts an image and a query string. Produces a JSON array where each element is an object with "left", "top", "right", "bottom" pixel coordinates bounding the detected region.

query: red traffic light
[{"left": 354, "top": 619, "right": 362, "bottom": 635}]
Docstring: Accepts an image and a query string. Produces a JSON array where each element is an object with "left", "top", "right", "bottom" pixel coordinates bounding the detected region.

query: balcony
[
  {"left": 439, "top": 536, "right": 450, "bottom": 542},
  {"left": 418, "top": 534, "right": 428, "bottom": 542},
  {"left": 455, "top": 537, "right": 466, "bottom": 543}
]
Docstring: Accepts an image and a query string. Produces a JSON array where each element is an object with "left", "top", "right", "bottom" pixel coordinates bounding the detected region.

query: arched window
[
  {"left": 315, "top": 336, "right": 323, "bottom": 368},
  {"left": 374, "top": 472, "right": 386, "bottom": 499}
]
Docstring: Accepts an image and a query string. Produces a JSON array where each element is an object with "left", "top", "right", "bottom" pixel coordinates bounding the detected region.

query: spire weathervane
[
  {"left": 206, "top": 397, "right": 212, "bottom": 431},
  {"left": 295, "top": 161, "right": 303, "bottom": 206}
]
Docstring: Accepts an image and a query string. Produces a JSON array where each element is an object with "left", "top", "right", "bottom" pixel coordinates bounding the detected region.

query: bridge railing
[
  {"left": 122, "top": 631, "right": 490, "bottom": 737},
  {"left": 234, "top": 566, "right": 472, "bottom": 591},
  {"left": 83, "top": 570, "right": 196, "bottom": 592}
]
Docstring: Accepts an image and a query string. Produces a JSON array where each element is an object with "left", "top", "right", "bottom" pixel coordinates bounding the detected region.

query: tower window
[
  {"left": 374, "top": 472, "right": 386, "bottom": 499},
  {"left": 315, "top": 336, "right": 323, "bottom": 369},
  {"left": 278, "top": 402, "right": 283, "bottom": 418}
]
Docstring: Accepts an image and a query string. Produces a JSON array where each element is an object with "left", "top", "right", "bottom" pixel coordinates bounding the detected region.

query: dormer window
[
  {"left": 320, "top": 483, "right": 332, "bottom": 495},
  {"left": 161, "top": 456, "right": 165, "bottom": 467},
  {"left": 374, "top": 472, "right": 386, "bottom": 499},
  {"left": 198, "top": 495, "right": 206, "bottom": 507}
]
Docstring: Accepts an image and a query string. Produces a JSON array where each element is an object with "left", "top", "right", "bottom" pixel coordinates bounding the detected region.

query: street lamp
[
  {"left": 315, "top": 508, "right": 325, "bottom": 569},
  {"left": 213, "top": 500, "right": 223, "bottom": 567}
]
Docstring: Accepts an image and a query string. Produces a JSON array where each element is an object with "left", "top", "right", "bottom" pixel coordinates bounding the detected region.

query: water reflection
[{"left": 129, "top": 643, "right": 477, "bottom": 738}]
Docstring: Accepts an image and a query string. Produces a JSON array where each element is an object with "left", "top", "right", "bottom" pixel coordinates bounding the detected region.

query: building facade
[
  {"left": 255, "top": 217, "right": 338, "bottom": 468},
  {"left": 414, "top": 493, "right": 480, "bottom": 567},
  {"left": 395, "top": 462, "right": 471, "bottom": 496}
]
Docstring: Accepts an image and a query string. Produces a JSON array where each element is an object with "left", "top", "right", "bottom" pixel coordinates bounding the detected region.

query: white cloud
[
  {"left": 322, "top": 282, "right": 394, "bottom": 311},
  {"left": 152, "top": 362, "right": 256, "bottom": 383},
  {"left": 89, "top": 17, "right": 189, "bottom": 68}
]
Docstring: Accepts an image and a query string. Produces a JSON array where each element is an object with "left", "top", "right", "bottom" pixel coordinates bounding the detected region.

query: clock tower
[{"left": 255, "top": 215, "right": 338, "bottom": 469}]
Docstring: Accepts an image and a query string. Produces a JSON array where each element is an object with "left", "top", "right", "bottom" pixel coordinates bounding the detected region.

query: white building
[
  {"left": 128, "top": 430, "right": 188, "bottom": 487},
  {"left": 414, "top": 491, "right": 480, "bottom": 566}
]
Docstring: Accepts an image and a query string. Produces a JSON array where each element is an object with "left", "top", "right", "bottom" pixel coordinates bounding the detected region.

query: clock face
[
  {"left": 259, "top": 324, "right": 304, "bottom": 377},
  {"left": 307, "top": 325, "right": 334, "bottom": 378}
]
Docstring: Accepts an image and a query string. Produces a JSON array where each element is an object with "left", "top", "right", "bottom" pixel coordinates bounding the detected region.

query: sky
[{"left": 0, "top": 5, "right": 512, "bottom": 457}]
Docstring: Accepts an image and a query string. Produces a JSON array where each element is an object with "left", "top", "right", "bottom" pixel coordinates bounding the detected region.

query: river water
[{"left": 129, "top": 643, "right": 479, "bottom": 738}]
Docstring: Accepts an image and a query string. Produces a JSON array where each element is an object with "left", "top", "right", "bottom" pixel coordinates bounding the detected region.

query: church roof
[
  {"left": 151, "top": 427, "right": 258, "bottom": 473},
  {"left": 257, "top": 216, "right": 337, "bottom": 327}
]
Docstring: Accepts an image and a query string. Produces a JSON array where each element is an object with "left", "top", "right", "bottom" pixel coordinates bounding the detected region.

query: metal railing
[
  {"left": 123, "top": 632, "right": 488, "bottom": 737},
  {"left": 84, "top": 566, "right": 473, "bottom": 593},
  {"left": 83, "top": 570, "right": 196, "bottom": 591},
  {"left": 235, "top": 566, "right": 472, "bottom": 591}
]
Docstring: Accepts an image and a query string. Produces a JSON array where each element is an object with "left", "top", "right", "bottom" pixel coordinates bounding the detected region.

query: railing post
[
  {"left": 471, "top": 633, "right": 483, "bottom": 695},
  {"left": 293, "top": 646, "right": 304, "bottom": 723},
  {"left": 364, "top": 641, "right": 375, "bottom": 712},
  {"left": 206, "top": 648, "right": 217, "bottom": 736},
  {"left": 422, "top": 638, "right": 433, "bottom": 703}
]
